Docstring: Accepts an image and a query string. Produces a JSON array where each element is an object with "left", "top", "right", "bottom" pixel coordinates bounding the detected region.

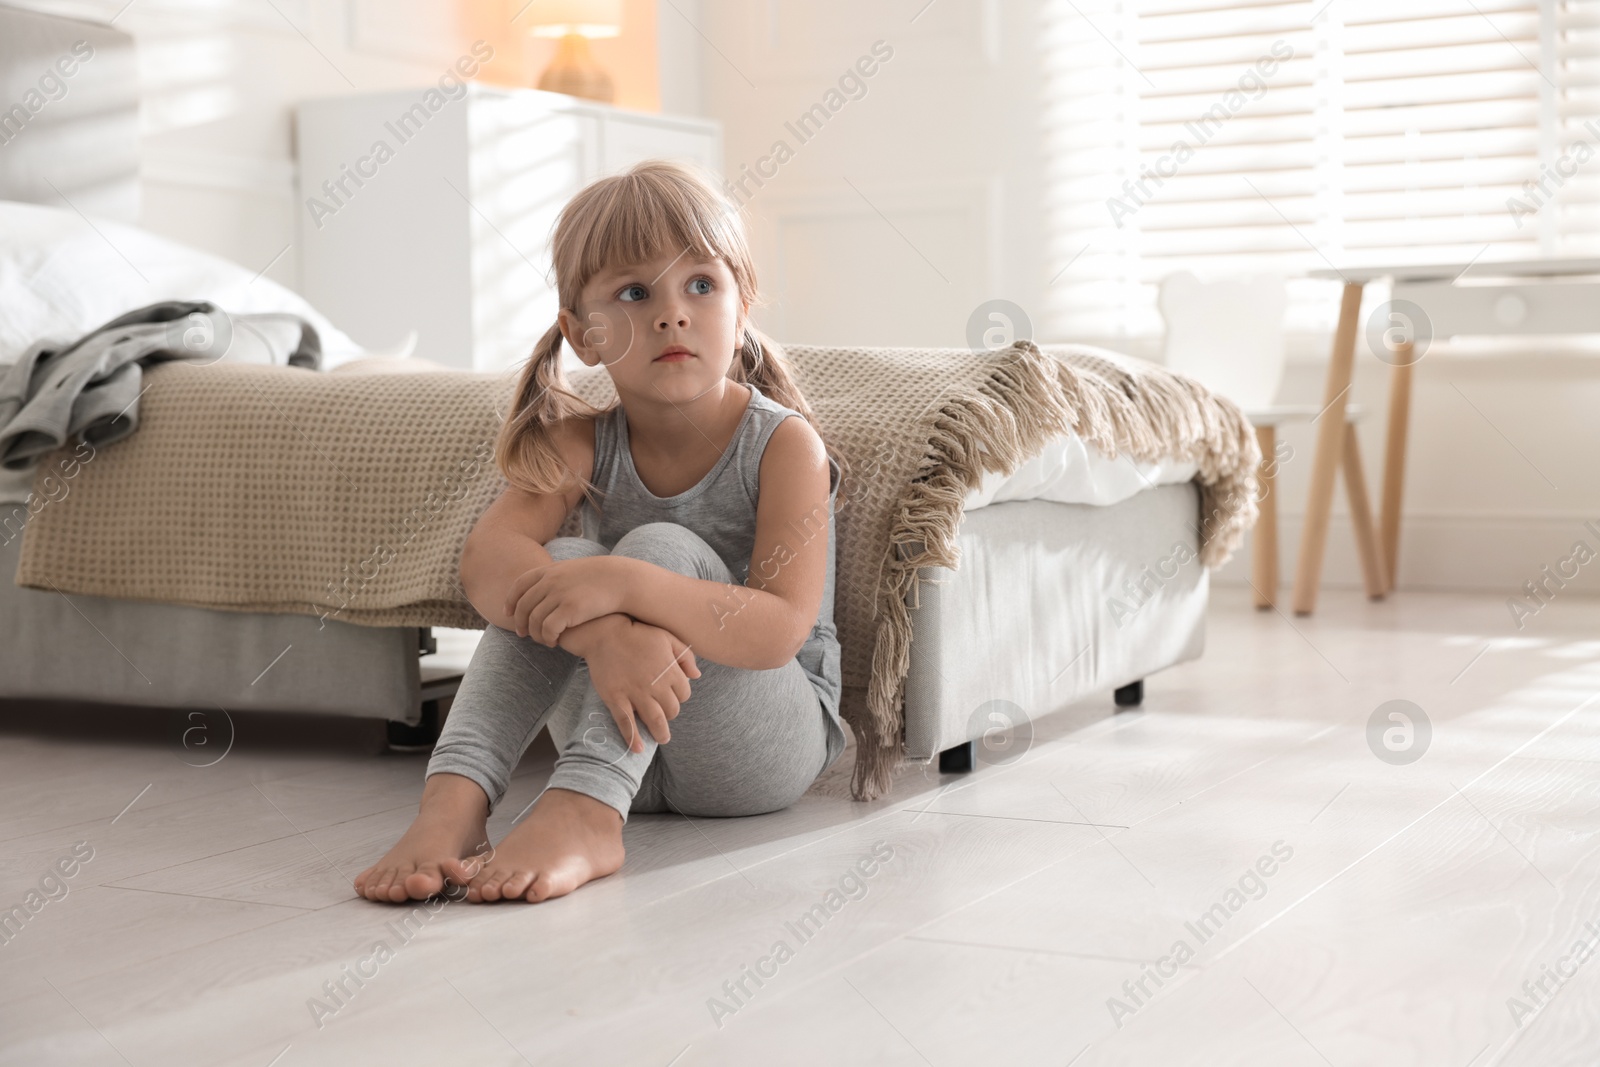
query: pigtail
[
  {"left": 735, "top": 324, "right": 840, "bottom": 487},
  {"left": 495, "top": 322, "right": 600, "bottom": 498},
  {"left": 732, "top": 326, "right": 801, "bottom": 417}
]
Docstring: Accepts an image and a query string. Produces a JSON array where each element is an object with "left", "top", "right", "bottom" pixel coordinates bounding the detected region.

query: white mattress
[{"left": 964, "top": 436, "right": 1198, "bottom": 511}]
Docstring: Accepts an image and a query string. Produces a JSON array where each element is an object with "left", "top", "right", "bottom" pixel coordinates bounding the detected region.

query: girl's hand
[
  {"left": 506, "top": 556, "right": 634, "bottom": 645},
  {"left": 583, "top": 619, "right": 701, "bottom": 752}
]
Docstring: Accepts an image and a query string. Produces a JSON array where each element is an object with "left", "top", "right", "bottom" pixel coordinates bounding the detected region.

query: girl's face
[{"left": 561, "top": 251, "right": 746, "bottom": 404}]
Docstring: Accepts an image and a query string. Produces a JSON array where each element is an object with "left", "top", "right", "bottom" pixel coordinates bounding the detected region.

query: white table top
[{"left": 1308, "top": 257, "right": 1600, "bottom": 283}]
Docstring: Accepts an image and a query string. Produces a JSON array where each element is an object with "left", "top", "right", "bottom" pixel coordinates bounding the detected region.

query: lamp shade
[{"left": 525, "top": 0, "right": 622, "bottom": 38}]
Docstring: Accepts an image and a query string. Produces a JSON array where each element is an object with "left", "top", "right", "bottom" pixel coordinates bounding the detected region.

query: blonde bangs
[{"left": 556, "top": 161, "right": 756, "bottom": 308}]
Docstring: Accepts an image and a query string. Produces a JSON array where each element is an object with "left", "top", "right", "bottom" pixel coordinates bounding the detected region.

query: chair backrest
[{"left": 1157, "top": 271, "right": 1288, "bottom": 412}]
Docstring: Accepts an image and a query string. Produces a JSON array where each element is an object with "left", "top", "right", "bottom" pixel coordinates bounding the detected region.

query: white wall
[
  {"left": 1256, "top": 334, "right": 1600, "bottom": 604},
  {"left": 684, "top": 0, "right": 1042, "bottom": 350},
  {"left": 675, "top": 0, "right": 1600, "bottom": 602}
]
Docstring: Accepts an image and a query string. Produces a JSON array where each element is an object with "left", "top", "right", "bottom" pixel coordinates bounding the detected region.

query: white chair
[{"left": 1158, "top": 272, "right": 1387, "bottom": 609}]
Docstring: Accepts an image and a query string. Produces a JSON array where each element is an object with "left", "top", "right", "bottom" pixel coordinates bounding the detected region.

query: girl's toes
[
  {"left": 476, "top": 873, "right": 507, "bottom": 902},
  {"left": 499, "top": 869, "right": 536, "bottom": 900},
  {"left": 404, "top": 862, "right": 444, "bottom": 899},
  {"left": 440, "top": 857, "right": 476, "bottom": 886},
  {"left": 364, "top": 870, "right": 391, "bottom": 901},
  {"left": 528, "top": 872, "right": 565, "bottom": 903}
]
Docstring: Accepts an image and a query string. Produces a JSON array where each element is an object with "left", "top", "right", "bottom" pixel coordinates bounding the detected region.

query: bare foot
[
  {"left": 354, "top": 773, "right": 491, "bottom": 903},
  {"left": 463, "top": 788, "right": 625, "bottom": 903}
]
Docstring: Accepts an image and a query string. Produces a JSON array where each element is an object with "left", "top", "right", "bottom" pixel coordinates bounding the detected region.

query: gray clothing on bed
[{"left": 0, "top": 300, "right": 322, "bottom": 505}]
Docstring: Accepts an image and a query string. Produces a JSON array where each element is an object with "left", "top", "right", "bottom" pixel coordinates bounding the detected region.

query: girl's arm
[
  {"left": 459, "top": 417, "right": 623, "bottom": 651},
  {"left": 465, "top": 415, "right": 699, "bottom": 751},
  {"left": 460, "top": 415, "right": 633, "bottom": 659},
  {"left": 618, "top": 416, "right": 833, "bottom": 671}
]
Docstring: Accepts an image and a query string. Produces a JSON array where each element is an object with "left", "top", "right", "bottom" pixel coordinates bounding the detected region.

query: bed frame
[
  {"left": 1, "top": 479, "right": 1204, "bottom": 768},
  {"left": 0, "top": 5, "right": 1207, "bottom": 772},
  {"left": 906, "top": 484, "right": 1205, "bottom": 769}
]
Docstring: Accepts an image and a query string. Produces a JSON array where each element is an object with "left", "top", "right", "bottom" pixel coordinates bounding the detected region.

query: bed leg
[
  {"left": 938, "top": 741, "right": 976, "bottom": 774},
  {"left": 387, "top": 699, "right": 442, "bottom": 752},
  {"left": 1114, "top": 680, "right": 1144, "bottom": 709}
]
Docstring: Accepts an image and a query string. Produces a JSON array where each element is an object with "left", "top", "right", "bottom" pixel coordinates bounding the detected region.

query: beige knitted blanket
[{"left": 16, "top": 342, "right": 1257, "bottom": 799}]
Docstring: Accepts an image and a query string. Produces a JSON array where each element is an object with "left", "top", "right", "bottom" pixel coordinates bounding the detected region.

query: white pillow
[{"left": 0, "top": 200, "right": 365, "bottom": 368}]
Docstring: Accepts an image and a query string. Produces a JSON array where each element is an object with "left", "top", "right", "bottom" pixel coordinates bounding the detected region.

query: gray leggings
[{"left": 428, "top": 522, "right": 832, "bottom": 823}]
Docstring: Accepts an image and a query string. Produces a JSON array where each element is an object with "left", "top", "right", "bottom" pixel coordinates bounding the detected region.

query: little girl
[{"left": 355, "top": 160, "right": 845, "bottom": 904}]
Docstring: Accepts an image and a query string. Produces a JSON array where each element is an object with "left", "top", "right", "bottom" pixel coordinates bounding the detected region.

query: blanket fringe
[
  {"left": 1041, "top": 344, "right": 1259, "bottom": 569},
  {"left": 848, "top": 341, "right": 1075, "bottom": 800}
]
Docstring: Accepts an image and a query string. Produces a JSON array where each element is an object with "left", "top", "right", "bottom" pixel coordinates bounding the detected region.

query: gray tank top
[{"left": 579, "top": 383, "right": 846, "bottom": 766}]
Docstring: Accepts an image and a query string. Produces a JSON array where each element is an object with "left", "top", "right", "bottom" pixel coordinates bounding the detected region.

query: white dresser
[{"left": 296, "top": 85, "right": 721, "bottom": 372}]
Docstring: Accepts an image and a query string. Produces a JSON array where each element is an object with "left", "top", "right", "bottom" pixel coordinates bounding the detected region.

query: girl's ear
[{"left": 558, "top": 307, "right": 600, "bottom": 367}]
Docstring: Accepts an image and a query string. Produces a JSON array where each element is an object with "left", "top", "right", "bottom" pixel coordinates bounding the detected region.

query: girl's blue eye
[
  {"left": 618, "top": 284, "right": 648, "bottom": 302},
  {"left": 689, "top": 277, "right": 713, "bottom": 295}
]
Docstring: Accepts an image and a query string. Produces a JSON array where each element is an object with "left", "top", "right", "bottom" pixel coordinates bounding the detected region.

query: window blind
[
  {"left": 1556, "top": 0, "right": 1600, "bottom": 251},
  {"left": 1043, "top": 0, "right": 1600, "bottom": 339}
]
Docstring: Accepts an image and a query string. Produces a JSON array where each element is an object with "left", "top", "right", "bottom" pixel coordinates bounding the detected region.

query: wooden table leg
[
  {"left": 1253, "top": 424, "right": 1278, "bottom": 610},
  {"left": 1291, "top": 281, "right": 1364, "bottom": 616},
  {"left": 1379, "top": 342, "right": 1414, "bottom": 593},
  {"left": 1342, "top": 425, "right": 1388, "bottom": 599}
]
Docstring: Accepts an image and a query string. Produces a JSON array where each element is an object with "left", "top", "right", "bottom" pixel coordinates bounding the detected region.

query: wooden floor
[{"left": 3, "top": 587, "right": 1599, "bottom": 1067}]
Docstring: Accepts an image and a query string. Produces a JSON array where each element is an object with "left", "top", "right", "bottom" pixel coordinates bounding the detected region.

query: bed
[
  {"left": 0, "top": 5, "right": 449, "bottom": 743},
  {"left": 0, "top": 5, "right": 1222, "bottom": 784}
]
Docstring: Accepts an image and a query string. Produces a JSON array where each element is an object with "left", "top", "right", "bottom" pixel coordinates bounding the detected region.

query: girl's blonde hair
[{"left": 497, "top": 159, "right": 821, "bottom": 497}]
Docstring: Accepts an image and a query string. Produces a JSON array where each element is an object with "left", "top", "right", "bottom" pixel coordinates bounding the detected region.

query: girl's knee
[
  {"left": 612, "top": 522, "right": 703, "bottom": 555},
  {"left": 611, "top": 523, "right": 722, "bottom": 577},
  {"left": 545, "top": 536, "right": 607, "bottom": 562}
]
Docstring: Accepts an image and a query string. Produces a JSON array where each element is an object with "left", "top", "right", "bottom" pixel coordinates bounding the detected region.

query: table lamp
[{"left": 526, "top": 0, "right": 623, "bottom": 103}]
